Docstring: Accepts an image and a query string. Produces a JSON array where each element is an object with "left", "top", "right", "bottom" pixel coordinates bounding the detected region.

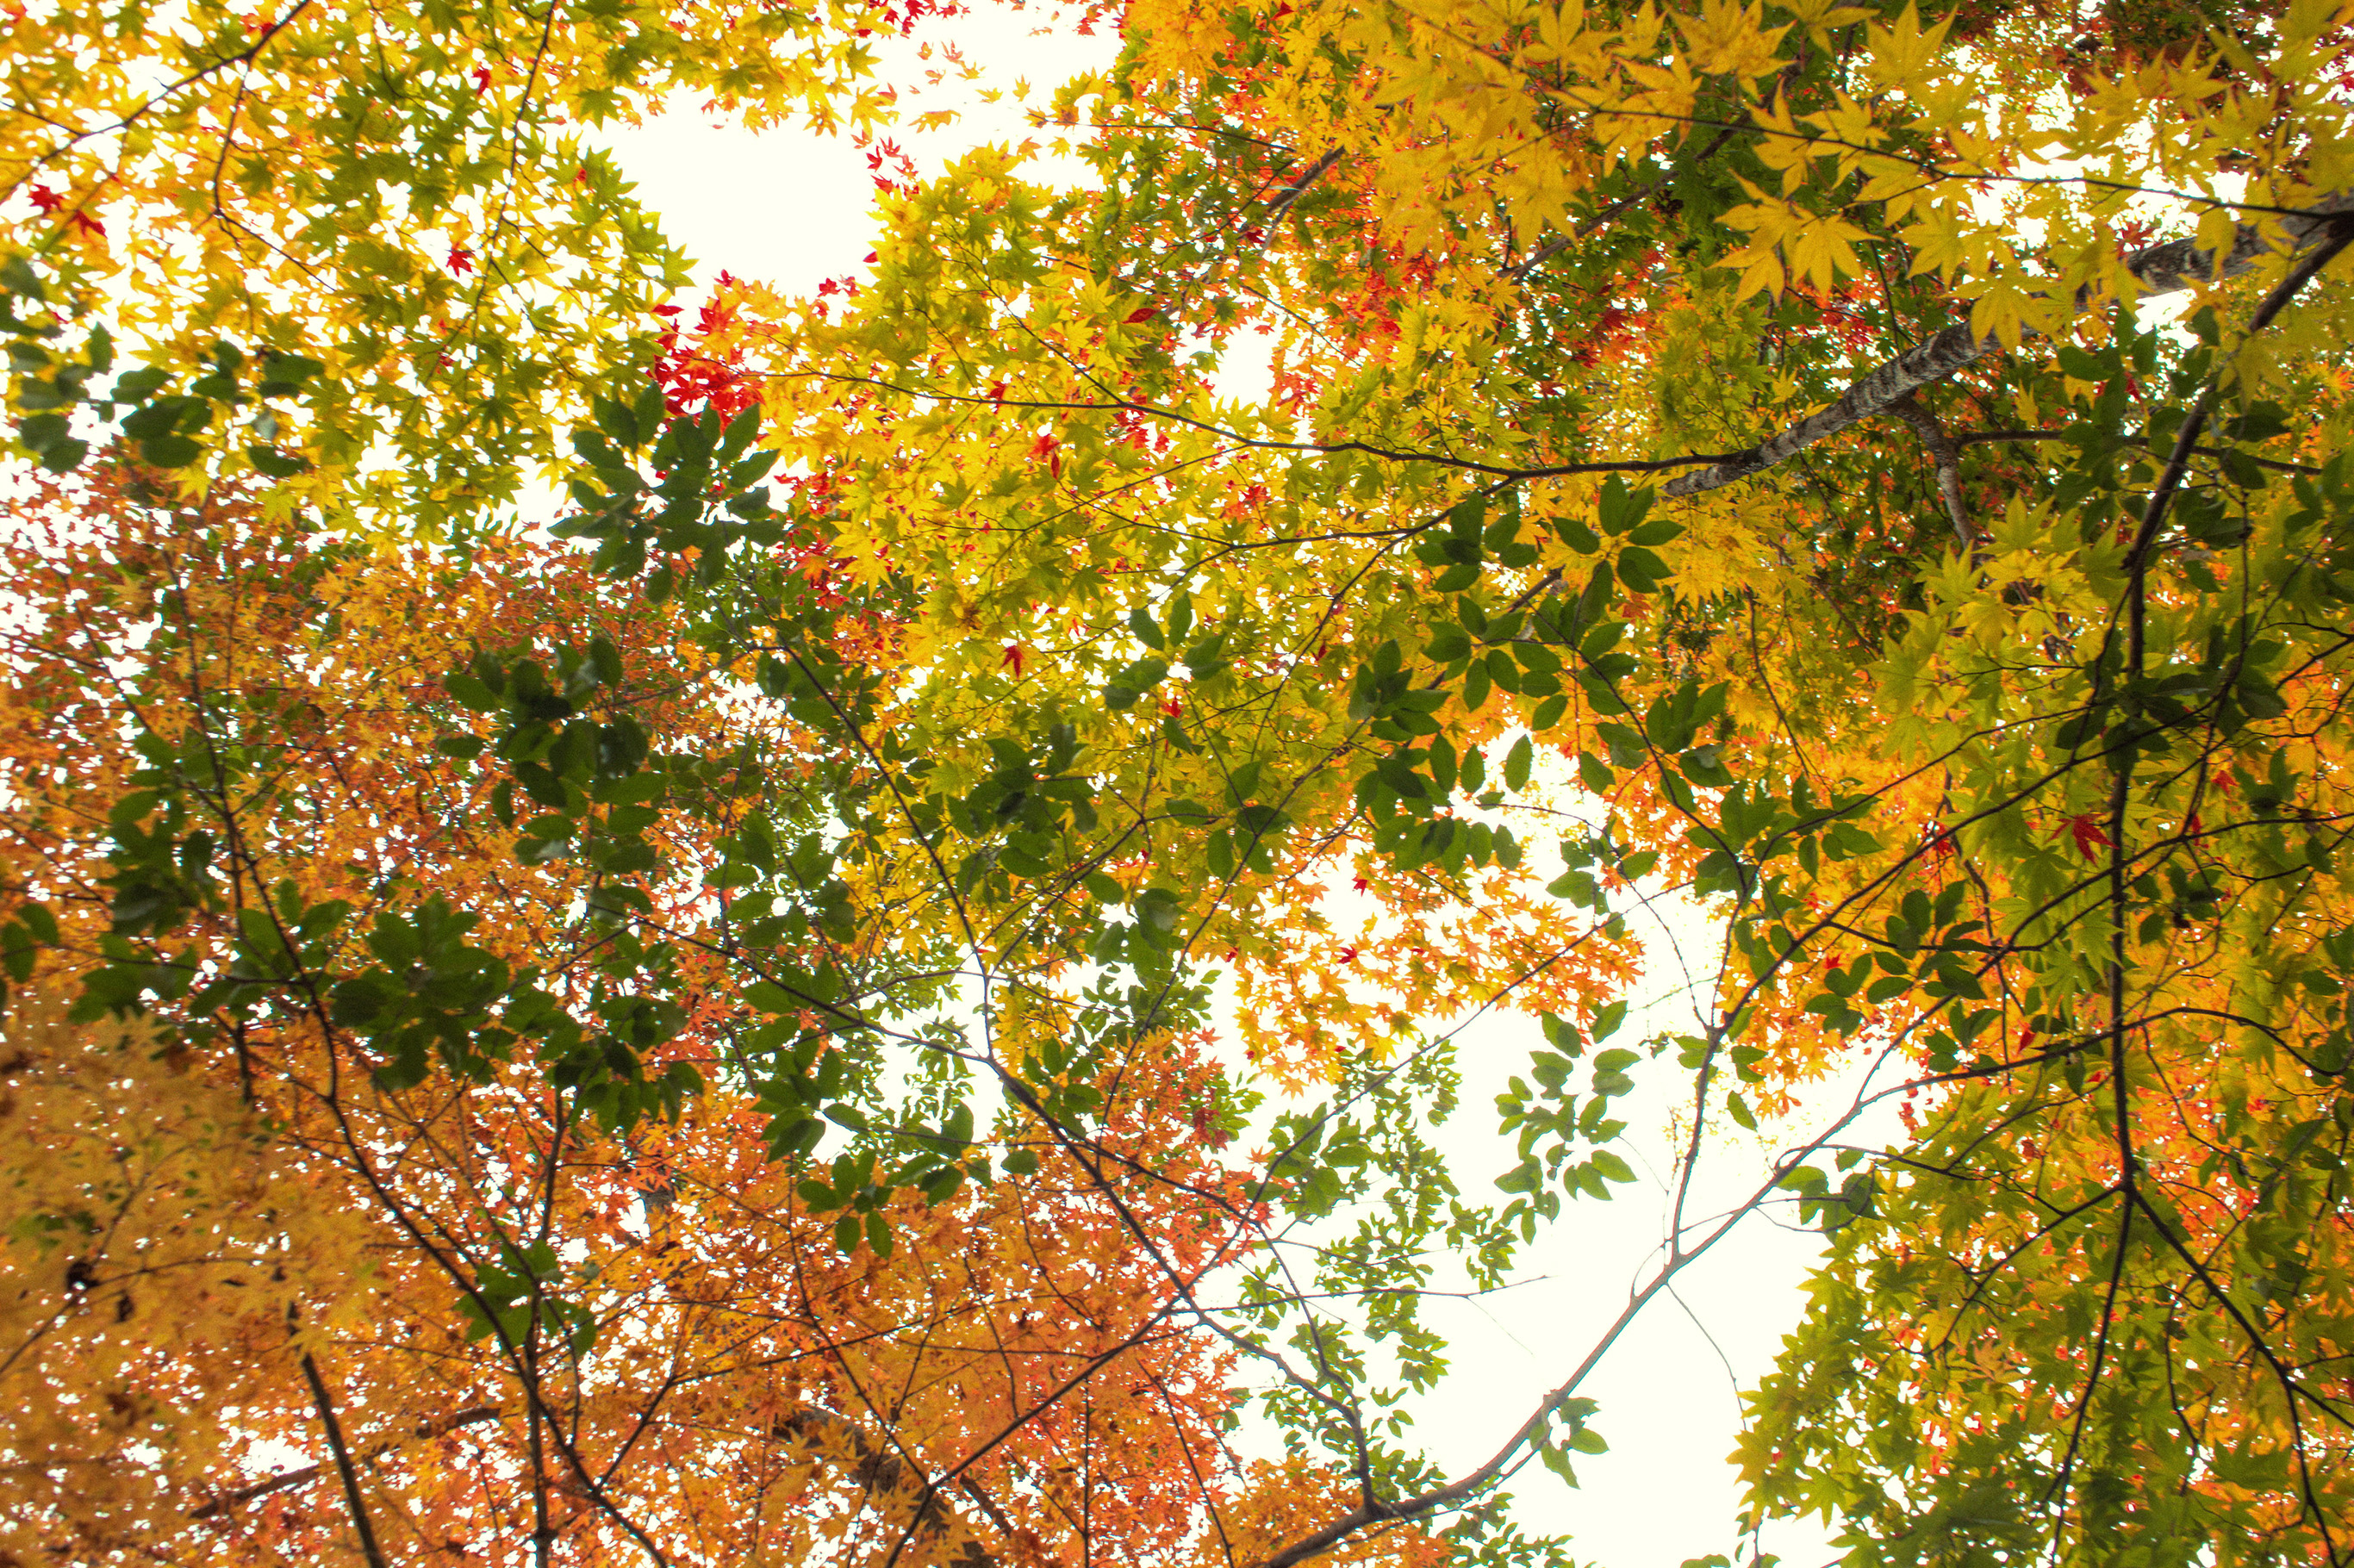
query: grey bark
[{"left": 1662, "top": 193, "right": 2354, "bottom": 499}]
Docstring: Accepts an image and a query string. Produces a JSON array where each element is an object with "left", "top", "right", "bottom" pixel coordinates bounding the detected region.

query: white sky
[
  {"left": 594, "top": 9, "right": 1853, "bottom": 1565},
  {"left": 595, "top": 2, "right": 1119, "bottom": 300}
]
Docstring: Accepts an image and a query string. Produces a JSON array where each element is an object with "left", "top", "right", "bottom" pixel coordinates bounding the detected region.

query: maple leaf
[
  {"left": 446, "top": 245, "right": 475, "bottom": 275},
  {"left": 2066, "top": 812, "right": 2112, "bottom": 860},
  {"left": 26, "top": 184, "right": 61, "bottom": 214}
]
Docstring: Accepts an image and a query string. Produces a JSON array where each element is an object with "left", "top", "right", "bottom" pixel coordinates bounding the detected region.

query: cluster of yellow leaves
[
  {"left": 0, "top": 988, "right": 377, "bottom": 1565},
  {"left": 1, "top": 0, "right": 910, "bottom": 523}
]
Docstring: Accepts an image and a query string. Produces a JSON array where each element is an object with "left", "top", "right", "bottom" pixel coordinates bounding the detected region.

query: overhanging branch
[{"left": 1663, "top": 193, "right": 2354, "bottom": 500}]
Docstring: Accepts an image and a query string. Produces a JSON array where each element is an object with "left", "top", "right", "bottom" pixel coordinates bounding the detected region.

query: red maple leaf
[
  {"left": 1125, "top": 305, "right": 1158, "bottom": 323},
  {"left": 2067, "top": 812, "right": 2111, "bottom": 860},
  {"left": 70, "top": 209, "right": 103, "bottom": 238},
  {"left": 1001, "top": 644, "right": 1026, "bottom": 678},
  {"left": 471, "top": 65, "right": 493, "bottom": 91},
  {"left": 447, "top": 245, "right": 476, "bottom": 276},
  {"left": 27, "top": 184, "right": 62, "bottom": 215}
]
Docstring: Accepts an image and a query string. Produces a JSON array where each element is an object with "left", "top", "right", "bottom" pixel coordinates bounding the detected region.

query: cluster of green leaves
[
  {"left": 1243, "top": 1043, "right": 1527, "bottom": 1477},
  {"left": 458, "top": 1236, "right": 602, "bottom": 1359},
  {"left": 1491, "top": 1004, "right": 1640, "bottom": 1229},
  {"left": 84, "top": 611, "right": 705, "bottom": 1134},
  {"left": 556, "top": 393, "right": 788, "bottom": 594},
  {"left": 3, "top": 257, "right": 323, "bottom": 476}
]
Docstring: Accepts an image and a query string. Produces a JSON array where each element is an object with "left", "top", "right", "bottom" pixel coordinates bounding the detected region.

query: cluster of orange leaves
[{"left": 0, "top": 470, "right": 1448, "bottom": 1568}]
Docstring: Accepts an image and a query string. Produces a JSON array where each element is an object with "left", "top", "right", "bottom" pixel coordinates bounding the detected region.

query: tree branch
[
  {"left": 192, "top": 1404, "right": 506, "bottom": 1520},
  {"left": 1884, "top": 391, "right": 1977, "bottom": 546},
  {"left": 298, "top": 1352, "right": 390, "bottom": 1568},
  {"left": 1663, "top": 192, "right": 2354, "bottom": 499},
  {"left": 1259, "top": 147, "right": 1343, "bottom": 234},
  {"left": 775, "top": 1405, "right": 995, "bottom": 1568}
]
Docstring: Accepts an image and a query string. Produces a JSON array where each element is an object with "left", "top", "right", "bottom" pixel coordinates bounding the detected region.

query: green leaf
[
  {"left": 139, "top": 432, "right": 202, "bottom": 469},
  {"left": 443, "top": 673, "right": 502, "bottom": 711},
  {"left": 1680, "top": 744, "right": 1734, "bottom": 788},
  {"left": 1555, "top": 515, "right": 1602, "bottom": 553},
  {"left": 35, "top": 435, "right": 88, "bottom": 472},
  {"left": 1615, "top": 546, "right": 1669, "bottom": 594},
  {"left": 744, "top": 980, "right": 800, "bottom": 1012},
  {"left": 1504, "top": 734, "right": 1534, "bottom": 791},
  {"left": 1588, "top": 1149, "right": 1635, "bottom": 1184}
]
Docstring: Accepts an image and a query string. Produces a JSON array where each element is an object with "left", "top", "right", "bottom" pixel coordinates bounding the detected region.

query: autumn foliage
[{"left": 9, "top": 0, "right": 2354, "bottom": 1565}]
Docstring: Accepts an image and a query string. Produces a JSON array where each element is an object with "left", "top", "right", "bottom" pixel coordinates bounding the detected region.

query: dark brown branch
[
  {"left": 776, "top": 366, "right": 1744, "bottom": 482},
  {"left": 1259, "top": 147, "right": 1344, "bottom": 233},
  {"left": 1663, "top": 192, "right": 2354, "bottom": 499},
  {"left": 1953, "top": 427, "right": 2322, "bottom": 473},
  {"left": 298, "top": 1352, "right": 389, "bottom": 1568},
  {"left": 192, "top": 1404, "right": 506, "bottom": 1519},
  {"left": 24, "top": 0, "right": 319, "bottom": 174},
  {"left": 2125, "top": 217, "right": 2354, "bottom": 574}
]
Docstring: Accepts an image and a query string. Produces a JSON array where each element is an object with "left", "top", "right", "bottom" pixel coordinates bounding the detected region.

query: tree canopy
[{"left": 7, "top": 0, "right": 2354, "bottom": 1565}]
